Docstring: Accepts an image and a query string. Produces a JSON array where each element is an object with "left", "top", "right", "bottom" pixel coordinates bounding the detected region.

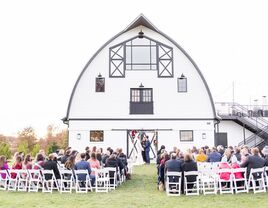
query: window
[
  {"left": 180, "top": 130, "right": 193, "bottom": 142},
  {"left": 109, "top": 35, "right": 173, "bottom": 77},
  {"left": 130, "top": 88, "right": 153, "bottom": 114},
  {"left": 90, "top": 130, "right": 104, "bottom": 142},
  {"left": 126, "top": 38, "right": 157, "bottom": 71},
  {"left": 130, "top": 88, "right": 152, "bottom": 103},
  {"left": 95, "top": 77, "right": 105, "bottom": 92},
  {"left": 178, "top": 74, "right": 187, "bottom": 92}
]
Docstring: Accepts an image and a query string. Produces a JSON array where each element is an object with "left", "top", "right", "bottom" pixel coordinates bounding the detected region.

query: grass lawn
[{"left": 1, "top": 164, "right": 268, "bottom": 208}]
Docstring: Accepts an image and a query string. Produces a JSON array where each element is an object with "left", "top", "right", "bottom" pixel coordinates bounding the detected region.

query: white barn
[{"left": 63, "top": 14, "right": 227, "bottom": 159}]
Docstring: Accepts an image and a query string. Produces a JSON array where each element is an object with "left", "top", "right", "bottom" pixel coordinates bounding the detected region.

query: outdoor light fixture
[
  {"left": 77, "top": 133, "right": 81, "bottom": 140},
  {"left": 202, "top": 133, "right": 206, "bottom": 139},
  {"left": 179, "top": 73, "right": 185, "bottom": 79},
  {"left": 98, "top": 73, "right": 102, "bottom": 78},
  {"left": 138, "top": 30, "right": 144, "bottom": 38},
  {"left": 139, "top": 83, "right": 144, "bottom": 88}
]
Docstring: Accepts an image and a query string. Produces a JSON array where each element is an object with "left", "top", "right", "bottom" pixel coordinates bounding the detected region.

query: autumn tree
[{"left": 17, "top": 126, "right": 37, "bottom": 153}]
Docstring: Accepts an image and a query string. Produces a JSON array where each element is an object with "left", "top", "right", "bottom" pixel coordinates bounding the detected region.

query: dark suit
[
  {"left": 182, "top": 160, "right": 198, "bottom": 191},
  {"left": 241, "top": 155, "right": 265, "bottom": 178},
  {"left": 74, "top": 160, "right": 91, "bottom": 181},
  {"left": 43, "top": 159, "right": 61, "bottom": 180},
  {"left": 165, "top": 159, "right": 182, "bottom": 188},
  {"left": 165, "top": 159, "right": 182, "bottom": 172}
]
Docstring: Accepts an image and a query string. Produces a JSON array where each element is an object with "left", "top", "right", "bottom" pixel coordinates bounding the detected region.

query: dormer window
[{"left": 110, "top": 35, "right": 173, "bottom": 78}]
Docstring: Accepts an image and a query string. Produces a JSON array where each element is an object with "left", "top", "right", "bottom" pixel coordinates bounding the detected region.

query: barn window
[
  {"left": 130, "top": 87, "right": 153, "bottom": 114},
  {"left": 180, "top": 130, "right": 193, "bottom": 142},
  {"left": 95, "top": 75, "right": 105, "bottom": 92},
  {"left": 90, "top": 130, "right": 104, "bottom": 142},
  {"left": 109, "top": 35, "right": 173, "bottom": 78},
  {"left": 178, "top": 74, "right": 187, "bottom": 92}
]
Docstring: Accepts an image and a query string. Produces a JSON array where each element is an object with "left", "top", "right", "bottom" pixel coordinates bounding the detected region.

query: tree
[
  {"left": 17, "top": 141, "right": 28, "bottom": 155},
  {"left": 0, "top": 142, "right": 12, "bottom": 159},
  {"left": 17, "top": 126, "right": 37, "bottom": 153},
  {"left": 31, "top": 143, "right": 40, "bottom": 157},
  {"left": 47, "top": 142, "right": 59, "bottom": 154}
]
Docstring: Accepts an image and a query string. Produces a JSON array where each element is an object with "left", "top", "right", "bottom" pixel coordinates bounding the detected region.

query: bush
[{"left": 0, "top": 142, "right": 12, "bottom": 159}]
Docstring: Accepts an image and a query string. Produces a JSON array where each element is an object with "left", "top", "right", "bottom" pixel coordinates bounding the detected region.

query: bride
[{"left": 130, "top": 131, "right": 144, "bottom": 165}]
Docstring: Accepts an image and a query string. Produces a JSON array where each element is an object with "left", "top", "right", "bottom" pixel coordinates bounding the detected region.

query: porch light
[
  {"left": 138, "top": 30, "right": 144, "bottom": 38},
  {"left": 139, "top": 83, "right": 144, "bottom": 88}
]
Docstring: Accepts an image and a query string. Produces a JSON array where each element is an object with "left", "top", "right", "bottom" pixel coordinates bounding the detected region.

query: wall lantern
[
  {"left": 77, "top": 133, "right": 81, "bottom": 140},
  {"left": 139, "top": 83, "right": 144, "bottom": 88},
  {"left": 202, "top": 133, "right": 206, "bottom": 140},
  {"left": 138, "top": 30, "right": 144, "bottom": 38}
]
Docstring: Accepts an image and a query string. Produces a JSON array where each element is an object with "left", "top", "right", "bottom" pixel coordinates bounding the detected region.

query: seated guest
[
  {"left": 106, "top": 153, "right": 119, "bottom": 184},
  {"left": 101, "top": 151, "right": 110, "bottom": 166},
  {"left": 65, "top": 155, "right": 76, "bottom": 170},
  {"left": 61, "top": 150, "right": 71, "bottom": 164},
  {"left": 74, "top": 153, "right": 92, "bottom": 186},
  {"left": 33, "top": 153, "right": 45, "bottom": 170},
  {"left": 0, "top": 155, "right": 9, "bottom": 179},
  {"left": 234, "top": 147, "right": 242, "bottom": 162},
  {"left": 164, "top": 153, "right": 182, "bottom": 190},
  {"left": 23, "top": 154, "right": 32, "bottom": 169},
  {"left": 88, "top": 152, "right": 100, "bottom": 185},
  {"left": 207, "top": 147, "right": 222, "bottom": 162},
  {"left": 221, "top": 148, "right": 238, "bottom": 164},
  {"left": 217, "top": 145, "right": 225, "bottom": 156},
  {"left": 11, "top": 155, "right": 23, "bottom": 179},
  {"left": 43, "top": 153, "right": 61, "bottom": 180},
  {"left": 182, "top": 153, "right": 198, "bottom": 191},
  {"left": 196, "top": 149, "right": 207, "bottom": 162},
  {"left": 262, "top": 146, "right": 268, "bottom": 166},
  {"left": 241, "top": 147, "right": 265, "bottom": 178}
]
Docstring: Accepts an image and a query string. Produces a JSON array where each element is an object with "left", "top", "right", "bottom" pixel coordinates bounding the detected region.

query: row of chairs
[
  {"left": 165, "top": 165, "right": 268, "bottom": 196},
  {"left": 0, "top": 167, "right": 126, "bottom": 194}
]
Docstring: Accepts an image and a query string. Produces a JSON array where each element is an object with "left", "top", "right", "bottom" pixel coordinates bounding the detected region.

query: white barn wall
[
  {"left": 218, "top": 120, "right": 262, "bottom": 146},
  {"left": 69, "top": 27, "right": 214, "bottom": 119},
  {"left": 68, "top": 120, "right": 215, "bottom": 153}
]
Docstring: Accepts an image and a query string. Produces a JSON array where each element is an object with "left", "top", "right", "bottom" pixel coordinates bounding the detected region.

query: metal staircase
[{"left": 216, "top": 102, "right": 268, "bottom": 148}]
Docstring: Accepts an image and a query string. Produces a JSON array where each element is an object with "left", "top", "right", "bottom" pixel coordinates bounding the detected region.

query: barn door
[{"left": 127, "top": 130, "right": 158, "bottom": 160}]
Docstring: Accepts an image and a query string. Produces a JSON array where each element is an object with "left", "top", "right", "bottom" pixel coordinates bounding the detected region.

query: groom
[{"left": 145, "top": 136, "right": 151, "bottom": 164}]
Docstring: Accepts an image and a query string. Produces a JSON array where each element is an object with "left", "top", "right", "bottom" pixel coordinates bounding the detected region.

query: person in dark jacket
[
  {"left": 165, "top": 153, "right": 182, "bottom": 188},
  {"left": 207, "top": 147, "right": 222, "bottom": 162},
  {"left": 241, "top": 147, "right": 265, "bottom": 178},
  {"left": 145, "top": 136, "right": 151, "bottom": 164},
  {"left": 182, "top": 153, "right": 198, "bottom": 192},
  {"left": 74, "top": 153, "right": 91, "bottom": 187},
  {"left": 43, "top": 153, "right": 61, "bottom": 180},
  {"left": 61, "top": 150, "right": 71, "bottom": 164}
]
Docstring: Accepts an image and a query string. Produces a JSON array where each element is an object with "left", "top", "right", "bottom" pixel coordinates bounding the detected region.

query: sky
[{"left": 0, "top": 0, "right": 268, "bottom": 137}]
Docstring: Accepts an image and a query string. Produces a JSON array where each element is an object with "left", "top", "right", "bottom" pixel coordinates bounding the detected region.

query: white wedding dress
[{"left": 131, "top": 134, "right": 144, "bottom": 165}]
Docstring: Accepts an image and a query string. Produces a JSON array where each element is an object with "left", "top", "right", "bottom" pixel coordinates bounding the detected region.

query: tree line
[{"left": 0, "top": 125, "right": 68, "bottom": 159}]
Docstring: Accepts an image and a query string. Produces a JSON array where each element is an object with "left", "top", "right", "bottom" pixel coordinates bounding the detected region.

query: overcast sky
[{"left": 0, "top": 0, "right": 268, "bottom": 137}]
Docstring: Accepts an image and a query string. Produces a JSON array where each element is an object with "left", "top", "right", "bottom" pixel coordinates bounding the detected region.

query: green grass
[{"left": 1, "top": 165, "right": 268, "bottom": 208}]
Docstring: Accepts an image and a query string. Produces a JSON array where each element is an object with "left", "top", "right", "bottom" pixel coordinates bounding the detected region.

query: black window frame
[
  {"left": 180, "top": 130, "right": 193, "bottom": 142},
  {"left": 109, "top": 35, "right": 173, "bottom": 78},
  {"left": 130, "top": 88, "right": 153, "bottom": 103},
  {"left": 90, "top": 130, "right": 104, "bottom": 142}
]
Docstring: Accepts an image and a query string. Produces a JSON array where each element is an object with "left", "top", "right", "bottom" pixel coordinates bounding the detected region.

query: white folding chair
[
  {"left": 41, "top": 169, "right": 59, "bottom": 193},
  {"left": 232, "top": 167, "right": 248, "bottom": 194},
  {"left": 28, "top": 169, "right": 42, "bottom": 192},
  {"left": 105, "top": 167, "right": 117, "bottom": 190},
  {"left": 95, "top": 168, "right": 109, "bottom": 193},
  {"left": 74, "top": 169, "right": 92, "bottom": 193},
  {"left": 59, "top": 169, "right": 74, "bottom": 193},
  {"left": 17, "top": 169, "right": 30, "bottom": 192},
  {"left": 264, "top": 166, "right": 268, "bottom": 190},
  {"left": 165, "top": 171, "right": 182, "bottom": 196},
  {"left": 217, "top": 168, "right": 233, "bottom": 194},
  {"left": 0, "top": 170, "right": 9, "bottom": 190},
  {"left": 7, "top": 169, "right": 19, "bottom": 191},
  {"left": 199, "top": 168, "right": 217, "bottom": 195},
  {"left": 184, "top": 171, "right": 199, "bottom": 195},
  {"left": 248, "top": 167, "right": 266, "bottom": 194}
]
